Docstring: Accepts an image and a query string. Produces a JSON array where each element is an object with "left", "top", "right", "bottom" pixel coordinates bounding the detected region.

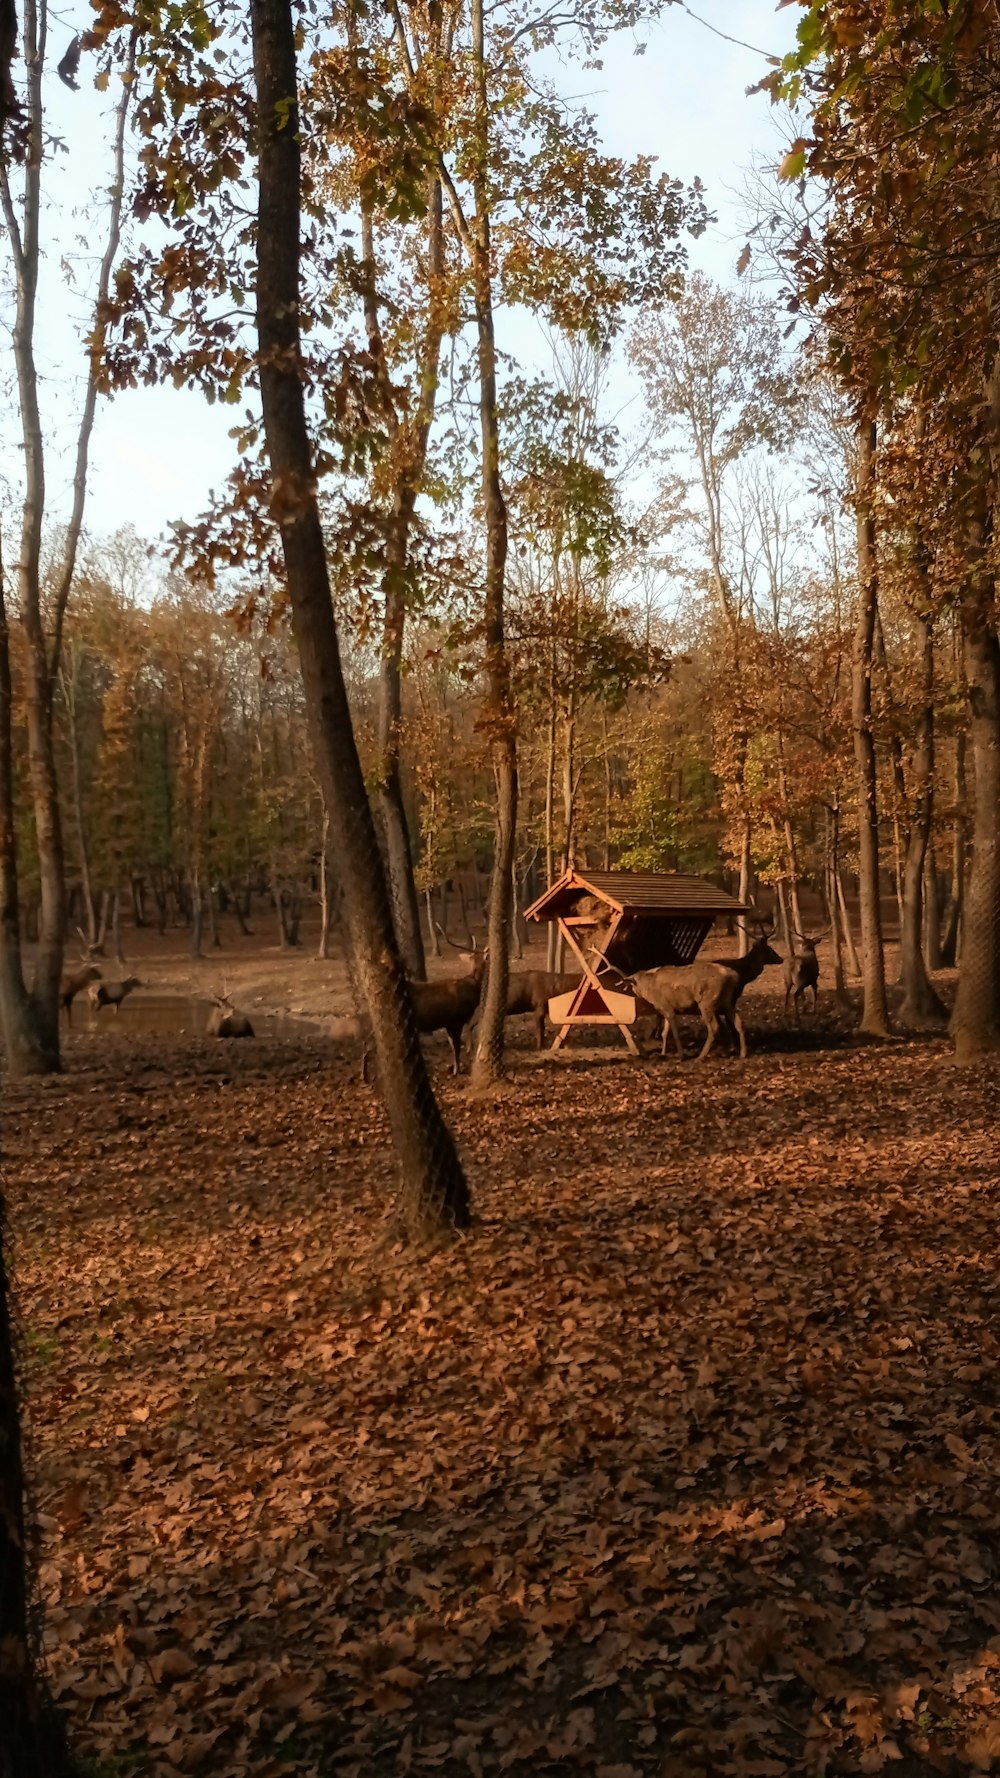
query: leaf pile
[{"left": 5, "top": 1022, "right": 1000, "bottom": 1777}]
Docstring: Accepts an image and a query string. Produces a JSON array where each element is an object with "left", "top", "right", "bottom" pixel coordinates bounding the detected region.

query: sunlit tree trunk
[
  {"left": 852, "top": 417, "right": 891, "bottom": 1036},
  {"left": 469, "top": 0, "right": 517, "bottom": 1087},
  {"left": 951, "top": 590, "right": 1000, "bottom": 1059},
  {"left": 898, "top": 607, "right": 946, "bottom": 1022},
  {"left": 250, "top": 0, "right": 469, "bottom": 1233}
]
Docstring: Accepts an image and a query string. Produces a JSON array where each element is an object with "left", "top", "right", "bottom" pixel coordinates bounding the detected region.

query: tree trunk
[
  {"left": 426, "top": 890, "right": 441, "bottom": 956},
  {"left": 317, "top": 810, "right": 332, "bottom": 960},
  {"left": 852, "top": 418, "right": 891, "bottom": 1036},
  {"left": 0, "top": 1203, "right": 75, "bottom": 1777},
  {"left": 62, "top": 657, "right": 99, "bottom": 949},
  {"left": 941, "top": 728, "right": 967, "bottom": 966},
  {"left": 836, "top": 869, "right": 861, "bottom": 978},
  {"left": 249, "top": 0, "right": 469, "bottom": 1233},
  {"left": 0, "top": 563, "right": 49, "bottom": 1073},
  {"left": 923, "top": 841, "right": 943, "bottom": 973},
  {"left": 190, "top": 876, "right": 204, "bottom": 960},
  {"left": 112, "top": 888, "right": 126, "bottom": 967},
  {"left": 737, "top": 813, "right": 752, "bottom": 955},
  {"left": 469, "top": 0, "right": 517, "bottom": 1088},
  {"left": 898, "top": 610, "right": 946, "bottom": 1023},
  {"left": 826, "top": 801, "right": 849, "bottom": 1004},
  {"left": 951, "top": 602, "right": 1000, "bottom": 1059}
]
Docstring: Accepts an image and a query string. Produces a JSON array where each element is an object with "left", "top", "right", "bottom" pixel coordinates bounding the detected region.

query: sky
[{"left": 2, "top": 0, "right": 800, "bottom": 551}]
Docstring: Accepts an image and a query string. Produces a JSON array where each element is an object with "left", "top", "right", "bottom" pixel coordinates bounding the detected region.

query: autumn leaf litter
[{"left": 5, "top": 1020, "right": 1000, "bottom": 1777}]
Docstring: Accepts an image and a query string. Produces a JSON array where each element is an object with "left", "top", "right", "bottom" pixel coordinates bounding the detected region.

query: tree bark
[
  {"left": 852, "top": 418, "right": 891, "bottom": 1035},
  {"left": 951, "top": 600, "right": 1000, "bottom": 1059},
  {"left": 0, "top": 1205, "right": 75, "bottom": 1777},
  {"left": 250, "top": 0, "right": 469, "bottom": 1233},
  {"left": 942, "top": 729, "right": 967, "bottom": 967},
  {"left": 898, "top": 609, "right": 946, "bottom": 1023},
  {"left": 0, "top": 563, "right": 49, "bottom": 1073},
  {"left": 469, "top": 0, "right": 517, "bottom": 1087}
]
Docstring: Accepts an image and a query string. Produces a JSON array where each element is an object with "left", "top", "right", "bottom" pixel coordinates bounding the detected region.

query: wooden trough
[{"left": 524, "top": 868, "right": 752, "bottom": 1053}]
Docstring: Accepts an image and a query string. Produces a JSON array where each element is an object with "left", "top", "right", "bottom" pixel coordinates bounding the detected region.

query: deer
[
  {"left": 783, "top": 929, "right": 826, "bottom": 1018},
  {"left": 88, "top": 975, "right": 141, "bottom": 1014},
  {"left": 361, "top": 937, "right": 487, "bottom": 1082},
  {"left": 625, "top": 962, "right": 746, "bottom": 1061},
  {"left": 207, "top": 989, "right": 255, "bottom": 1038},
  {"left": 505, "top": 969, "right": 581, "bottom": 1048},
  {"left": 60, "top": 961, "right": 102, "bottom": 1024}
]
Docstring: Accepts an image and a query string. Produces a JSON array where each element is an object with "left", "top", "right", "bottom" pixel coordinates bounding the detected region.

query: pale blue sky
[{"left": 4, "top": 0, "right": 798, "bottom": 548}]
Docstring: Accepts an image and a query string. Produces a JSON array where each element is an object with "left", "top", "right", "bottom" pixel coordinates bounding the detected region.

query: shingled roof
[{"left": 525, "top": 868, "right": 751, "bottom": 923}]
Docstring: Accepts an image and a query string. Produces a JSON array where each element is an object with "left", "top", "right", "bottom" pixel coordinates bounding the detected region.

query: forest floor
[{"left": 6, "top": 958, "right": 1000, "bottom": 1778}]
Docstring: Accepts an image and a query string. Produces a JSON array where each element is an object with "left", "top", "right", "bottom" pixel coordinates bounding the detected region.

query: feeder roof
[{"left": 524, "top": 868, "right": 752, "bottom": 923}]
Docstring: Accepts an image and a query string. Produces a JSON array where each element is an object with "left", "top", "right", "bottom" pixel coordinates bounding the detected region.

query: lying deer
[
  {"left": 783, "top": 930, "right": 826, "bottom": 1018},
  {"left": 627, "top": 961, "right": 745, "bottom": 1061},
  {"left": 60, "top": 962, "right": 101, "bottom": 1023},
  {"left": 207, "top": 990, "right": 255, "bottom": 1038},
  {"left": 361, "top": 939, "right": 487, "bottom": 1081},
  {"left": 88, "top": 975, "right": 141, "bottom": 1013}
]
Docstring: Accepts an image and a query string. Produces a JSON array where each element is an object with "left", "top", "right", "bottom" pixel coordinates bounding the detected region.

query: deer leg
[
  {"left": 732, "top": 1008, "right": 747, "bottom": 1059},
  {"left": 697, "top": 1012, "right": 719, "bottom": 1061},
  {"left": 665, "top": 1012, "right": 685, "bottom": 1059},
  {"left": 360, "top": 1045, "right": 371, "bottom": 1085},
  {"left": 535, "top": 1009, "right": 545, "bottom": 1050},
  {"left": 446, "top": 1025, "right": 462, "bottom": 1074}
]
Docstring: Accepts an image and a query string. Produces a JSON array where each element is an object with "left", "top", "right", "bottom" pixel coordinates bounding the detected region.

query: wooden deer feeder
[{"left": 524, "top": 868, "right": 752, "bottom": 1054}]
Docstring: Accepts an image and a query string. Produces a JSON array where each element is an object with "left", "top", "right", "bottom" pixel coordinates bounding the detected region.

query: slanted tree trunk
[
  {"left": 249, "top": 0, "right": 469, "bottom": 1234},
  {"left": 951, "top": 599, "right": 1000, "bottom": 1059},
  {"left": 898, "top": 609, "right": 946, "bottom": 1023},
  {"left": 852, "top": 417, "right": 891, "bottom": 1036},
  {"left": 469, "top": 0, "right": 517, "bottom": 1087}
]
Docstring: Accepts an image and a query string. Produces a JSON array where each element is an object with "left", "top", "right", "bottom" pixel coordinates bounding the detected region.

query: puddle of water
[{"left": 76, "top": 994, "right": 325, "bottom": 1041}]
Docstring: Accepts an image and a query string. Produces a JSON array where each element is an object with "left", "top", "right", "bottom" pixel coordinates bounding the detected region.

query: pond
[{"left": 74, "top": 994, "right": 328, "bottom": 1042}]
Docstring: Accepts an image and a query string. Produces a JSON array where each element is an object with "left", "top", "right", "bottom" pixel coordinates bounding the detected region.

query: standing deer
[
  {"left": 626, "top": 962, "right": 745, "bottom": 1060},
  {"left": 783, "top": 930, "right": 826, "bottom": 1018},
  {"left": 361, "top": 938, "right": 487, "bottom": 1081},
  {"left": 505, "top": 970, "right": 581, "bottom": 1048},
  {"left": 88, "top": 976, "right": 141, "bottom": 1013},
  {"left": 60, "top": 962, "right": 101, "bottom": 1023}
]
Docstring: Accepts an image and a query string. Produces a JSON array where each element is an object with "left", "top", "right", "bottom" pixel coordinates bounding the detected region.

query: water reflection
[{"left": 78, "top": 994, "right": 323, "bottom": 1040}]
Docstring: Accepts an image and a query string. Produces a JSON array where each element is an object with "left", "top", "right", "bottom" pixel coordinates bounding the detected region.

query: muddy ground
[{"left": 4, "top": 939, "right": 999, "bottom": 1778}]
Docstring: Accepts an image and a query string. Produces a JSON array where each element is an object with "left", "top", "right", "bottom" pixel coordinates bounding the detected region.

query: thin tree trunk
[
  {"left": 737, "top": 813, "right": 752, "bottom": 955},
  {"left": 426, "top": 890, "right": 441, "bottom": 956},
  {"left": 469, "top": 0, "right": 517, "bottom": 1087},
  {"left": 61, "top": 656, "right": 98, "bottom": 949},
  {"left": 190, "top": 876, "right": 204, "bottom": 960},
  {"left": 0, "top": 562, "right": 48, "bottom": 1073},
  {"left": 317, "top": 809, "right": 331, "bottom": 960},
  {"left": 898, "top": 609, "right": 946, "bottom": 1022},
  {"left": 836, "top": 868, "right": 861, "bottom": 978},
  {"left": 852, "top": 418, "right": 891, "bottom": 1035},
  {"left": 942, "top": 728, "right": 967, "bottom": 966},
  {"left": 826, "top": 801, "right": 849, "bottom": 1003},
  {"left": 923, "top": 842, "right": 943, "bottom": 973},
  {"left": 951, "top": 600, "right": 1000, "bottom": 1059},
  {"left": 249, "top": 0, "right": 469, "bottom": 1233},
  {"left": 112, "top": 888, "right": 126, "bottom": 967}
]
